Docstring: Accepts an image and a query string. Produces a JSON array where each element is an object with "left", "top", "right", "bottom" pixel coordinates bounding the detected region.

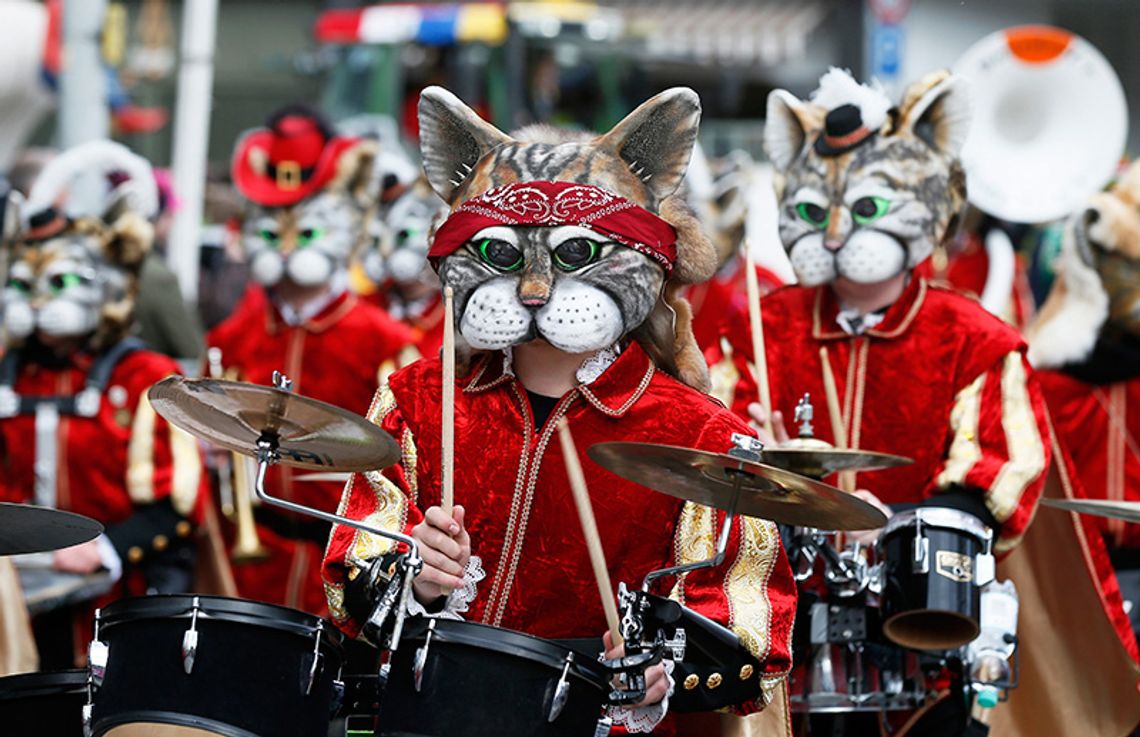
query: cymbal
[
  {"left": 1040, "top": 498, "right": 1140, "bottom": 525},
  {"left": 148, "top": 376, "right": 399, "bottom": 472},
  {"left": 0, "top": 503, "right": 103, "bottom": 556},
  {"left": 587, "top": 442, "right": 888, "bottom": 530},
  {"left": 293, "top": 472, "right": 353, "bottom": 484},
  {"left": 759, "top": 447, "right": 912, "bottom": 477}
]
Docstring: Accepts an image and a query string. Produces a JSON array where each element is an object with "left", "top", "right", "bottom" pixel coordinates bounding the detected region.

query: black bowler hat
[{"left": 814, "top": 103, "right": 878, "bottom": 156}]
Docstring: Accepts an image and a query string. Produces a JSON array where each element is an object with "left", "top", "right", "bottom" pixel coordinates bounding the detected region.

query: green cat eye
[
  {"left": 795, "top": 202, "right": 830, "bottom": 228},
  {"left": 476, "top": 238, "right": 524, "bottom": 272},
  {"left": 851, "top": 196, "right": 891, "bottom": 225},
  {"left": 48, "top": 273, "right": 83, "bottom": 294},
  {"left": 553, "top": 238, "right": 600, "bottom": 271},
  {"left": 297, "top": 227, "right": 324, "bottom": 247},
  {"left": 6, "top": 278, "right": 30, "bottom": 294},
  {"left": 259, "top": 228, "right": 279, "bottom": 244}
]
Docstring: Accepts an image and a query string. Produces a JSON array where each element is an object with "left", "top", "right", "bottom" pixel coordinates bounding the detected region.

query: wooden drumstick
[
  {"left": 745, "top": 245, "right": 774, "bottom": 437},
  {"left": 441, "top": 286, "right": 455, "bottom": 516},
  {"left": 557, "top": 419, "right": 623, "bottom": 648},
  {"left": 819, "top": 346, "right": 854, "bottom": 492}
]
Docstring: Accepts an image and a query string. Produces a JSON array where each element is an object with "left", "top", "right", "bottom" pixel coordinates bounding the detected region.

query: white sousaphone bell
[{"left": 954, "top": 25, "right": 1128, "bottom": 225}]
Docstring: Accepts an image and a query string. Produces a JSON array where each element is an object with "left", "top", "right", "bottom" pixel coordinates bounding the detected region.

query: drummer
[
  {"left": 716, "top": 70, "right": 1051, "bottom": 732},
  {"left": 324, "top": 87, "right": 797, "bottom": 732},
  {"left": 0, "top": 141, "right": 207, "bottom": 668}
]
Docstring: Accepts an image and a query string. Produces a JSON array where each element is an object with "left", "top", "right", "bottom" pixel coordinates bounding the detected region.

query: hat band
[{"left": 267, "top": 160, "right": 315, "bottom": 191}]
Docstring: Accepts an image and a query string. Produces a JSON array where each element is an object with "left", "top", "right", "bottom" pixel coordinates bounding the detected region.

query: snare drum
[
  {"left": 0, "top": 669, "right": 87, "bottom": 736},
  {"left": 88, "top": 595, "right": 344, "bottom": 737},
  {"left": 879, "top": 508, "right": 994, "bottom": 651},
  {"left": 380, "top": 618, "right": 611, "bottom": 737}
]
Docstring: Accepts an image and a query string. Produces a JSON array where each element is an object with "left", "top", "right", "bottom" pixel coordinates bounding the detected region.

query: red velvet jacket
[
  {"left": 323, "top": 342, "right": 796, "bottom": 713},
  {"left": 1038, "top": 372, "right": 1140, "bottom": 550},
  {"left": 207, "top": 288, "right": 415, "bottom": 613},
  {"left": 0, "top": 349, "right": 205, "bottom": 565},
  {"left": 684, "top": 255, "right": 783, "bottom": 356},
  {"left": 366, "top": 289, "right": 445, "bottom": 358},
  {"left": 720, "top": 277, "right": 1050, "bottom": 553}
]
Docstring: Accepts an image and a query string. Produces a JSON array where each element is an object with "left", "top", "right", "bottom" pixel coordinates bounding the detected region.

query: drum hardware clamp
[
  {"left": 303, "top": 620, "right": 325, "bottom": 696},
  {"left": 548, "top": 652, "right": 575, "bottom": 722},
  {"left": 182, "top": 596, "right": 202, "bottom": 674},
  {"left": 84, "top": 608, "right": 109, "bottom": 737},
  {"left": 413, "top": 619, "right": 436, "bottom": 693}
]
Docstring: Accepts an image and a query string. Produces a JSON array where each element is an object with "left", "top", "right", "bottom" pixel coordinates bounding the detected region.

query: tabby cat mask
[
  {"left": 1027, "top": 159, "right": 1140, "bottom": 368},
  {"left": 363, "top": 177, "right": 445, "bottom": 288},
  {"left": 233, "top": 109, "right": 377, "bottom": 289},
  {"left": 764, "top": 69, "right": 970, "bottom": 287},
  {"left": 3, "top": 141, "right": 155, "bottom": 351},
  {"left": 417, "top": 86, "right": 717, "bottom": 390}
]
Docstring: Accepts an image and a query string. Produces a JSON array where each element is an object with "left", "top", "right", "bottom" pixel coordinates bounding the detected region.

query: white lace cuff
[
  {"left": 406, "top": 555, "right": 485, "bottom": 620},
  {"left": 606, "top": 658, "right": 675, "bottom": 733}
]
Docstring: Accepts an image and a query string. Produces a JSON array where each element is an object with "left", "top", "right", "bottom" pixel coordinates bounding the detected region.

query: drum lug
[
  {"left": 182, "top": 596, "right": 201, "bottom": 675},
  {"left": 911, "top": 536, "right": 929, "bottom": 574},
  {"left": 594, "top": 715, "right": 613, "bottom": 737},
  {"left": 82, "top": 702, "right": 93, "bottom": 737},
  {"left": 548, "top": 652, "right": 574, "bottom": 722},
  {"left": 975, "top": 553, "right": 996, "bottom": 586},
  {"left": 413, "top": 618, "right": 436, "bottom": 693},
  {"left": 304, "top": 620, "right": 325, "bottom": 696}
]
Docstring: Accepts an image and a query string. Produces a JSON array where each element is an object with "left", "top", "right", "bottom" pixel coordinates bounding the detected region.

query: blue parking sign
[{"left": 872, "top": 23, "right": 904, "bottom": 80}]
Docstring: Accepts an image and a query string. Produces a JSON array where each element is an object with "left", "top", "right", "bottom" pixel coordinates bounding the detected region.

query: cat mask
[
  {"left": 232, "top": 108, "right": 377, "bottom": 289},
  {"left": 1027, "top": 159, "right": 1140, "bottom": 368},
  {"left": 3, "top": 141, "right": 155, "bottom": 351},
  {"left": 418, "top": 86, "right": 717, "bottom": 390},
  {"left": 764, "top": 69, "right": 971, "bottom": 287}
]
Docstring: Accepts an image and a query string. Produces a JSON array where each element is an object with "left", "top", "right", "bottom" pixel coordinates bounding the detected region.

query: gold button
[
  {"left": 152, "top": 535, "right": 169, "bottom": 552},
  {"left": 683, "top": 674, "right": 699, "bottom": 690},
  {"left": 175, "top": 521, "right": 192, "bottom": 538},
  {"left": 127, "top": 546, "right": 144, "bottom": 564},
  {"left": 706, "top": 673, "right": 723, "bottom": 689},
  {"left": 739, "top": 664, "right": 754, "bottom": 680}
]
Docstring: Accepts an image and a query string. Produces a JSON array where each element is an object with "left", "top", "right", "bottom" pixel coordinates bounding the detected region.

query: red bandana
[{"left": 429, "top": 181, "right": 678, "bottom": 274}]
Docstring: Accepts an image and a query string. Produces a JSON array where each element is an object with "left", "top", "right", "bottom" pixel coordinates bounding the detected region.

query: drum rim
[
  {"left": 400, "top": 618, "right": 610, "bottom": 687},
  {"left": 880, "top": 507, "right": 992, "bottom": 543},
  {"left": 0, "top": 668, "right": 88, "bottom": 697},
  {"left": 97, "top": 594, "right": 343, "bottom": 648},
  {"left": 92, "top": 711, "right": 260, "bottom": 737}
]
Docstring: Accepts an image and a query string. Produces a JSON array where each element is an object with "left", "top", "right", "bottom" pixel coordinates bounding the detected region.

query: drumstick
[
  {"left": 557, "top": 419, "right": 623, "bottom": 648},
  {"left": 745, "top": 245, "right": 774, "bottom": 437},
  {"left": 819, "top": 346, "right": 854, "bottom": 492},
  {"left": 441, "top": 286, "right": 455, "bottom": 516}
]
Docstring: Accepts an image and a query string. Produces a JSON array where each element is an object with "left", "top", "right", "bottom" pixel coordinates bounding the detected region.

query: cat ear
[
  {"left": 2, "top": 189, "right": 24, "bottom": 244},
  {"left": 597, "top": 88, "right": 702, "bottom": 203},
  {"left": 764, "top": 89, "right": 815, "bottom": 171},
  {"left": 418, "top": 87, "right": 511, "bottom": 204},
  {"left": 330, "top": 139, "right": 380, "bottom": 206},
  {"left": 898, "top": 73, "right": 971, "bottom": 158}
]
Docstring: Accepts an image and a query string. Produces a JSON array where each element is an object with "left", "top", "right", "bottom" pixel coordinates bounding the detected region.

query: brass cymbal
[
  {"left": 1041, "top": 498, "right": 1140, "bottom": 525},
  {"left": 759, "top": 447, "right": 913, "bottom": 478},
  {"left": 587, "top": 442, "right": 888, "bottom": 531},
  {"left": 148, "top": 376, "right": 399, "bottom": 472},
  {"left": 0, "top": 503, "right": 103, "bottom": 556}
]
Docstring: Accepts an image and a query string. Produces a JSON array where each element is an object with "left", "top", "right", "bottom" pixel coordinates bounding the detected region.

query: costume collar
[
  {"left": 463, "top": 340, "right": 655, "bottom": 418},
  {"left": 812, "top": 276, "right": 928, "bottom": 341},
  {"left": 266, "top": 289, "right": 356, "bottom": 335}
]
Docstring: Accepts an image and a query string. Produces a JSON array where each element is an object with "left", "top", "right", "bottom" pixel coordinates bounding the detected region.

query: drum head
[
  {"left": 955, "top": 25, "right": 1127, "bottom": 223},
  {"left": 883, "top": 609, "right": 980, "bottom": 652}
]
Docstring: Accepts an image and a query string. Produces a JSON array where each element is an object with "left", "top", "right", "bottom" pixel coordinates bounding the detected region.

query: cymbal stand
[{"left": 250, "top": 372, "right": 424, "bottom": 651}]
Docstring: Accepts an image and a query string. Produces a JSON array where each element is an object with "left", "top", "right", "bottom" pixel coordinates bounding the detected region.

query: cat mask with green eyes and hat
[
  {"left": 764, "top": 68, "right": 971, "bottom": 287},
  {"left": 418, "top": 86, "right": 718, "bottom": 390}
]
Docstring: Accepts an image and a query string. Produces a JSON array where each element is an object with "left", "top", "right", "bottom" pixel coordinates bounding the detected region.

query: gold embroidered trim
[
  {"left": 168, "top": 421, "right": 202, "bottom": 517},
  {"left": 577, "top": 362, "right": 654, "bottom": 417},
  {"left": 669, "top": 502, "right": 717, "bottom": 605},
  {"left": 325, "top": 581, "right": 347, "bottom": 624},
  {"left": 349, "top": 384, "right": 410, "bottom": 565},
  {"left": 989, "top": 353, "right": 1046, "bottom": 524},
  {"left": 935, "top": 371, "right": 986, "bottom": 490},
  {"left": 126, "top": 393, "right": 157, "bottom": 504},
  {"left": 708, "top": 337, "right": 740, "bottom": 409},
  {"left": 723, "top": 517, "right": 780, "bottom": 661}
]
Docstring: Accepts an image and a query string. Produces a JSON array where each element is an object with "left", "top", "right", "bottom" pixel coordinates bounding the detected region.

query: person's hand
[
  {"left": 603, "top": 631, "right": 669, "bottom": 707},
  {"left": 53, "top": 539, "right": 104, "bottom": 574},
  {"left": 847, "top": 489, "right": 892, "bottom": 545},
  {"left": 747, "top": 403, "right": 790, "bottom": 447},
  {"left": 410, "top": 505, "right": 471, "bottom": 604}
]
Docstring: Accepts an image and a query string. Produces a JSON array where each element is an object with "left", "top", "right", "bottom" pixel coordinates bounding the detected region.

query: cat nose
[
  {"left": 824, "top": 238, "right": 844, "bottom": 252},
  {"left": 518, "top": 276, "right": 551, "bottom": 307}
]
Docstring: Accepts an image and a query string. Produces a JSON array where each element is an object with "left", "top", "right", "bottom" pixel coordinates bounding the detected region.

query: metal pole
[
  {"left": 168, "top": 0, "right": 220, "bottom": 304},
  {"left": 59, "top": 0, "right": 109, "bottom": 147}
]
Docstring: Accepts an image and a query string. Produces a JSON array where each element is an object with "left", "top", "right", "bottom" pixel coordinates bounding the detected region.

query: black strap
[{"left": 0, "top": 338, "right": 146, "bottom": 416}]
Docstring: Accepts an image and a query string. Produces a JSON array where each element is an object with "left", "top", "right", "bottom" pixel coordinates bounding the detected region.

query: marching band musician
[
  {"left": 323, "top": 87, "right": 797, "bottom": 734},
  {"left": 717, "top": 70, "right": 1051, "bottom": 735},
  {"left": 208, "top": 106, "right": 417, "bottom": 616},
  {"left": 0, "top": 142, "right": 206, "bottom": 668}
]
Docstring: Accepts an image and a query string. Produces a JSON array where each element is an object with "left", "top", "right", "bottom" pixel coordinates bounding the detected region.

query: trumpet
[{"left": 206, "top": 348, "right": 269, "bottom": 564}]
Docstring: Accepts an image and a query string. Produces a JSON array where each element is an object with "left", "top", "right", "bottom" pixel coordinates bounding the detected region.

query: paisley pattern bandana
[{"left": 429, "top": 180, "right": 678, "bottom": 274}]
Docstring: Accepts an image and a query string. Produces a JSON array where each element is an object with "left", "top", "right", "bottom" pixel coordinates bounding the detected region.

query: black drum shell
[
  {"left": 0, "top": 669, "right": 87, "bottom": 736},
  {"left": 90, "top": 595, "right": 343, "bottom": 737},
  {"left": 880, "top": 516, "right": 984, "bottom": 651},
  {"left": 380, "top": 618, "right": 609, "bottom": 737}
]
